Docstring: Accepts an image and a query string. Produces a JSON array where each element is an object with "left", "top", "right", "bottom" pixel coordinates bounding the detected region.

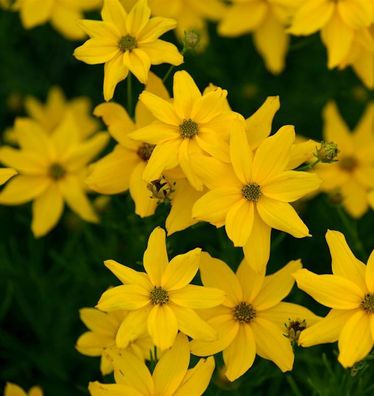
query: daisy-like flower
[
  {"left": 294, "top": 230, "right": 374, "bottom": 368},
  {"left": 4, "top": 383, "right": 43, "bottom": 396},
  {"left": 96, "top": 227, "right": 225, "bottom": 350},
  {"left": 191, "top": 253, "right": 311, "bottom": 381},
  {"left": 288, "top": 0, "right": 374, "bottom": 69},
  {"left": 5, "top": 86, "right": 98, "bottom": 144},
  {"left": 193, "top": 121, "right": 321, "bottom": 273},
  {"left": 74, "top": 0, "right": 183, "bottom": 101},
  {"left": 89, "top": 333, "right": 215, "bottom": 396},
  {"left": 77, "top": 308, "right": 153, "bottom": 375},
  {"left": 12, "top": 0, "right": 102, "bottom": 40},
  {"left": 0, "top": 113, "right": 108, "bottom": 237},
  {"left": 129, "top": 70, "right": 240, "bottom": 190},
  {"left": 315, "top": 102, "right": 374, "bottom": 218},
  {"left": 218, "top": 0, "right": 298, "bottom": 74}
]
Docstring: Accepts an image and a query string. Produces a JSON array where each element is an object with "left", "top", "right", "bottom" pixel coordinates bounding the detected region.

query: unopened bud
[
  {"left": 147, "top": 176, "right": 175, "bottom": 202},
  {"left": 315, "top": 141, "right": 339, "bottom": 163},
  {"left": 183, "top": 30, "right": 200, "bottom": 51},
  {"left": 284, "top": 318, "right": 307, "bottom": 345}
]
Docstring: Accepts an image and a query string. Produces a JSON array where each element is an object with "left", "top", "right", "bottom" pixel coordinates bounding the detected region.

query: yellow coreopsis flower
[
  {"left": 4, "top": 383, "right": 43, "bottom": 396},
  {"left": 129, "top": 70, "right": 240, "bottom": 190},
  {"left": 191, "top": 253, "right": 311, "bottom": 381},
  {"left": 12, "top": 0, "right": 102, "bottom": 40},
  {"left": 218, "top": 0, "right": 298, "bottom": 74},
  {"left": 5, "top": 87, "right": 98, "bottom": 144},
  {"left": 74, "top": 0, "right": 183, "bottom": 101},
  {"left": 76, "top": 308, "right": 153, "bottom": 375},
  {"left": 0, "top": 114, "right": 108, "bottom": 237},
  {"left": 294, "top": 230, "right": 374, "bottom": 368},
  {"left": 193, "top": 122, "right": 321, "bottom": 274},
  {"left": 289, "top": 0, "right": 374, "bottom": 69},
  {"left": 315, "top": 102, "right": 374, "bottom": 218},
  {"left": 96, "top": 227, "right": 225, "bottom": 350},
  {"left": 89, "top": 333, "right": 215, "bottom": 396}
]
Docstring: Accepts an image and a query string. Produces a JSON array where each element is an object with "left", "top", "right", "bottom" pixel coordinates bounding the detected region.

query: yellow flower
[
  {"left": 315, "top": 102, "right": 374, "bottom": 218},
  {"left": 193, "top": 121, "right": 321, "bottom": 273},
  {"left": 97, "top": 227, "right": 225, "bottom": 350},
  {"left": 294, "top": 230, "right": 374, "bottom": 368},
  {"left": 89, "top": 333, "right": 215, "bottom": 396},
  {"left": 218, "top": 0, "right": 298, "bottom": 74},
  {"left": 76, "top": 308, "right": 153, "bottom": 375},
  {"left": 129, "top": 70, "right": 240, "bottom": 190},
  {"left": 0, "top": 113, "right": 108, "bottom": 237},
  {"left": 289, "top": 0, "right": 374, "bottom": 68},
  {"left": 4, "top": 383, "right": 43, "bottom": 396},
  {"left": 5, "top": 86, "right": 98, "bottom": 143},
  {"left": 191, "top": 253, "right": 305, "bottom": 381},
  {"left": 13, "top": 0, "right": 102, "bottom": 40},
  {"left": 74, "top": 0, "right": 183, "bottom": 101}
]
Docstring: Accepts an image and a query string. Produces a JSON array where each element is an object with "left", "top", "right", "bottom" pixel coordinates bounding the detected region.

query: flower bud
[{"left": 315, "top": 141, "right": 339, "bottom": 163}]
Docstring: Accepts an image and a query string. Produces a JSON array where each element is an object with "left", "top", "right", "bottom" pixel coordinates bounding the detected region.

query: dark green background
[{"left": 0, "top": 8, "right": 373, "bottom": 396}]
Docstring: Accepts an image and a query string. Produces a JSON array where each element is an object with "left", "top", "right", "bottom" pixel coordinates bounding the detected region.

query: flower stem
[
  {"left": 163, "top": 47, "right": 187, "bottom": 83},
  {"left": 296, "top": 159, "right": 320, "bottom": 172}
]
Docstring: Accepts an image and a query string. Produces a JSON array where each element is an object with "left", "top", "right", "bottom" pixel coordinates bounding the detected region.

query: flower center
[
  {"left": 233, "top": 302, "right": 256, "bottom": 324},
  {"left": 361, "top": 293, "right": 374, "bottom": 313},
  {"left": 179, "top": 119, "right": 199, "bottom": 139},
  {"left": 118, "top": 35, "right": 137, "bottom": 52},
  {"left": 150, "top": 286, "right": 169, "bottom": 305},
  {"left": 49, "top": 163, "right": 66, "bottom": 180},
  {"left": 242, "top": 183, "right": 262, "bottom": 202},
  {"left": 339, "top": 156, "right": 358, "bottom": 172},
  {"left": 137, "top": 143, "right": 155, "bottom": 161}
]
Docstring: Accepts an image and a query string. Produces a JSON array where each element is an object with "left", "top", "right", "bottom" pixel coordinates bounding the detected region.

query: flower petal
[
  {"left": 139, "top": 91, "right": 180, "bottom": 125},
  {"left": 104, "top": 259, "right": 151, "bottom": 288},
  {"left": 225, "top": 199, "right": 254, "bottom": 247},
  {"left": 236, "top": 260, "right": 265, "bottom": 302},
  {"left": 366, "top": 249, "right": 374, "bottom": 292},
  {"left": 126, "top": 0, "right": 151, "bottom": 36},
  {"left": 116, "top": 307, "right": 151, "bottom": 348},
  {"left": 0, "top": 147, "right": 47, "bottom": 175},
  {"left": 101, "top": 0, "right": 128, "bottom": 35},
  {"left": 293, "top": 269, "right": 363, "bottom": 309},
  {"left": 172, "top": 71, "right": 201, "bottom": 119},
  {"left": 170, "top": 285, "right": 225, "bottom": 309},
  {"left": 103, "top": 54, "right": 129, "bottom": 101},
  {"left": 138, "top": 16, "right": 177, "bottom": 43},
  {"left": 123, "top": 49, "right": 151, "bottom": 84},
  {"left": 129, "top": 122, "right": 178, "bottom": 144},
  {"left": 0, "top": 168, "right": 17, "bottom": 185},
  {"left": 97, "top": 285, "right": 150, "bottom": 311},
  {"left": 147, "top": 304, "right": 178, "bottom": 350},
  {"left": 74, "top": 39, "right": 119, "bottom": 65}
]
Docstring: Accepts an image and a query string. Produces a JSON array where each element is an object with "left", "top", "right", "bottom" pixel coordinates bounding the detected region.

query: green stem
[
  {"left": 163, "top": 48, "right": 187, "bottom": 83},
  {"left": 127, "top": 72, "right": 133, "bottom": 117},
  {"left": 296, "top": 158, "right": 320, "bottom": 172}
]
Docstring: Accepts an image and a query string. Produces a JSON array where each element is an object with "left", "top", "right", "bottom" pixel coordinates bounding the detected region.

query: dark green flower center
[
  {"left": 118, "top": 35, "right": 137, "bottom": 52},
  {"left": 49, "top": 163, "right": 66, "bottom": 180},
  {"left": 339, "top": 156, "right": 358, "bottom": 172},
  {"left": 361, "top": 293, "right": 374, "bottom": 313},
  {"left": 242, "top": 183, "right": 262, "bottom": 202},
  {"left": 179, "top": 119, "right": 199, "bottom": 139},
  {"left": 150, "top": 286, "right": 169, "bottom": 305},
  {"left": 233, "top": 302, "right": 256, "bottom": 323},
  {"left": 137, "top": 143, "right": 155, "bottom": 161}
]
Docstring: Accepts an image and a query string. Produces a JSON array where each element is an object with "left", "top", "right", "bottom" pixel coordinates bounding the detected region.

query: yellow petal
[
  {"left": 50, "top": 4, "right": 85, "bottom": 40},
  {"left": 141, "top": 39, "right": 183, "bottom": 66},
  {"left": 76, "top": 331, "right": 110, "bottom": 356},
  {"left": 116, "top": 307, "right": 150, "bottom": 347},
  {"left": 218, "top": 2, "right": 267, "bottom": 36},
  {"left": 143, "top": 227, "right": 168, "bottom": 285},
  {"left": 59, "top": 175, "right": 98, "bottom": 223},
  {"left": 4, "top": 383, "right": 27, "bottom": 396},
  {"left": 175, "top": 356, "right": 215, "bottom": 396},
  {"left": 251, "top": 317, "right": 294, "bottom": 372},
  {"left": 101, "top": 0, "right": 128, "bottom": 35},
  {"left": 224, "top": 324, "right": 256, "bottom": 381},
  {"left": 123, "top": 49, "right": 151, "bottom": 84},
  {"left": 97, "top": 285, "right": 150, "bottom": 311},
  {"left": 337, "top": 0, "right": 373, "bottom": 29},
  {"left": 230, "top": 120, "right": 253, "bottom": 184},
  {"left": 245, "top": 96, "right": 280, "bottom": 149},
  {"left": 125, "top": 0, "right": 150, "bottom": 36},
  {"left": 31, "top": 184, "right": 64, "bottom": 237},
  {"left": 139, "top": 91, "right": 180, "bottom": 125},
  {"left": 353, "top": 103, "right": 374, "bottom": 145},
  {"left": 287, "top": 140, "right": 318, "bottom": 170},
  {"left": 262, "top": 171, "right": 321, "bottom": 202},
  {"left": 162, "top": 248, "right": 201, "bottom": 290},
  {"left": 0, "top": 147, "right": 47, "bottom": 175},
  {"left": 338, "top": 310, "right": 373, "bottom": 367},
  {"left": 293, "top": 269, "right": 363, "bottom": 309},
  {"left": 104, "top": 259, "right": 151, "bottom": 288},
  {"left": 195, "top": 130, "right": 230, "bottom": 163},
  {"left": 253, "top": 13, "right": 288, "bottom": 75},
  {"left": 257, "top": 197, "right": 309, "bottom": 238},
  {"left": 0, "top": 175, "right": 50, "bottom": 205},
  {"left": 88, "top": 382, "right": 141, "bottom": 396},
  {"left": 225, "top": 199, "right": 254, "bottom": 247},
  {"left": 29, "top": 387, "right": 43, "bottom": 396},
  {"left": 170, "top": 284, "right": 225, "bottom": 309},
  {"left": 325, "top": 230, "right": 367, "bottom": 291},
  {"left": 0, "top": 168, "right": 17, "bottom": 185},
  {"left": 153, "top": 333, "right": 189, "bottom": 395},
  {"left": 103, "top": 54, "right": 129, "bottom": 101},
  {"left": 20, "top": 0, "right": 53, "bottom": 28},
  {"left": 172, "top": 71, "right": 201, "bottom": 119},
  {"left": 171, "top": 304, "right": 216, "bottom": 341},
  {"left": 341, "top": 179, "right": 369, "bottom": 218},
  {"left": 79, "top": 308, "right": 118, "bottom": 335},
  {"left": 299, "top": 308, "right": 357, "bottom": 347},
  {"left": 138, "top": 16, "right": 177, "bottom": 42},
  {"left": 73, "top": 39, "right": 119, "bottom": 65},
  {"left": 288, "top": 0, "right": 334, "bottom": 35},
  {"left": 51, "top": 112, "right": 80, "bottom": 160},
  {"left": 366, "top": 249, "right": 374, "bottom": 292},
  {"left": 243, "top": 210, "right": 271, "bottom": 274},
  {"left": 147, "top": 304, "right": 178, "bottom": 350},
  {"left": 236, "top": 259, "right": 265, "bottom": 302},
  {"left": 190, "top": 89, "right": 229, "bottom": 124},
  {"left": 199, "top": 252, "right": 242, "bottom": 305},
  {"left": 253, "top": 260, "right": 302, "bottom": 311},
  {"left": 252, "top": 125, "right": 295, "bottom": 184},
  {"left": 78, "top": 19, "right": 119, "bottom": 40},
  {"left": 129, "top": 122, "right": 178, "bottom": 144}
]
